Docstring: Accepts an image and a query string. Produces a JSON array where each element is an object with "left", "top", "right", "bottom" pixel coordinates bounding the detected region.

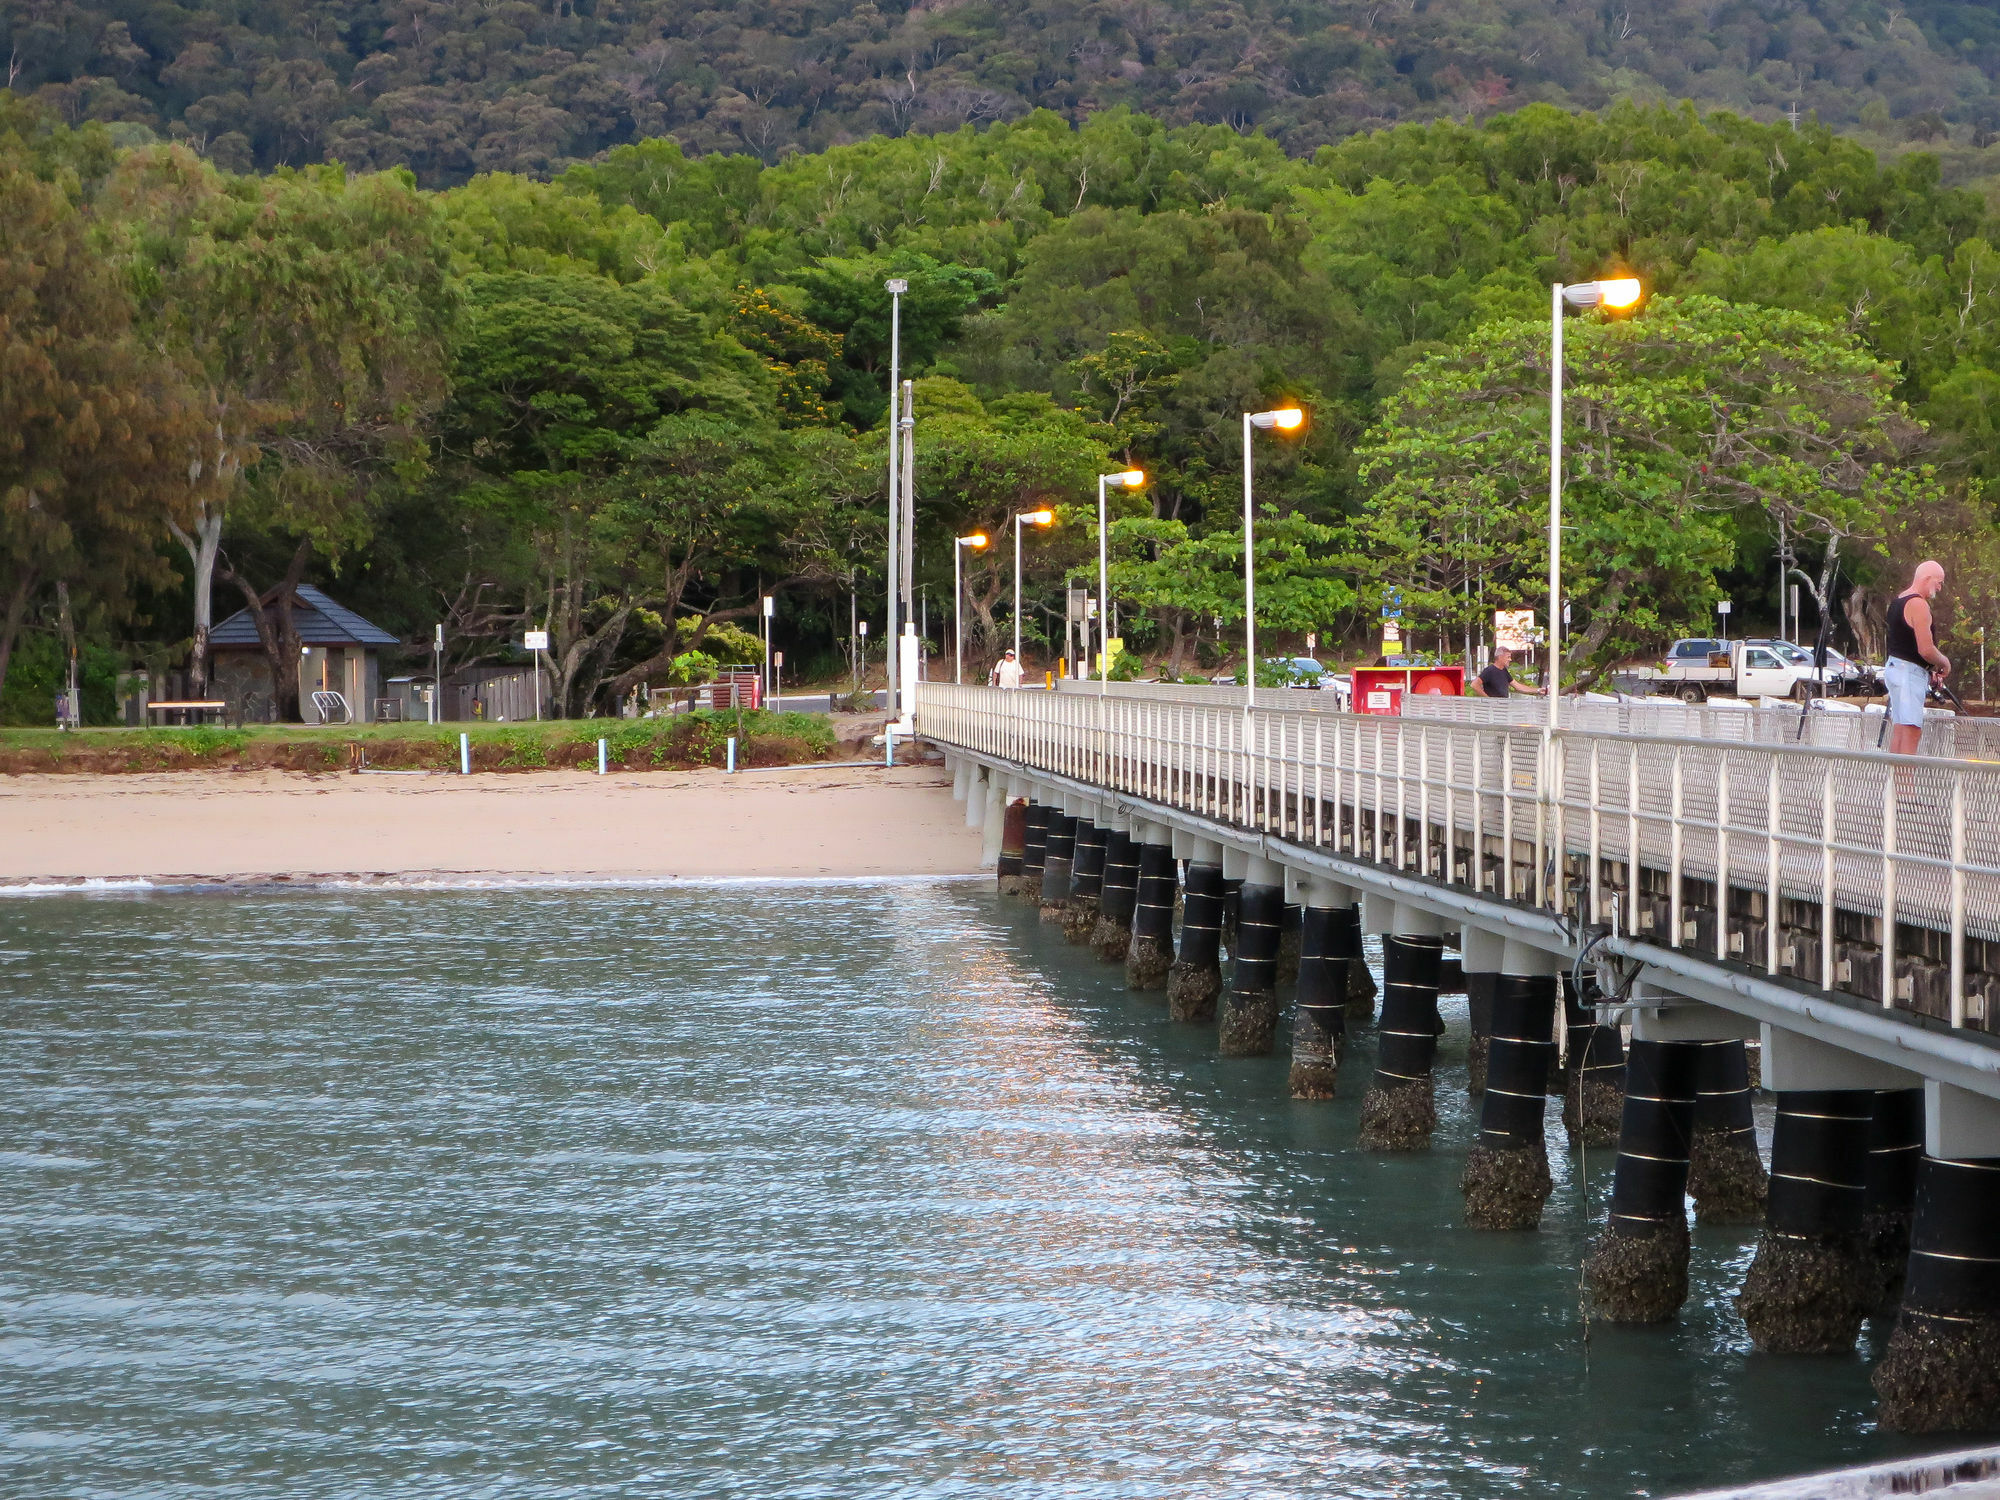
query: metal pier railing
[{"left": 917, "top": 682, "right": 2000, "bottom": 1039}]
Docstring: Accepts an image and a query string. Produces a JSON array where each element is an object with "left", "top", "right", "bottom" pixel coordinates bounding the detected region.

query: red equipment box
[{"left": 1351, "top": 664, "right": 1464, "bottom": 715}]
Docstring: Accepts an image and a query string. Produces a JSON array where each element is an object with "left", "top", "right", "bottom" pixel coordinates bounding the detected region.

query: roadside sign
[
  {"left": 524, "top": 630, "right": 549, "bottom": 650},
  {"left": 1717, "top": 600, "right": 1733, "bottom": 616},
  {"left": 1494, "top": 610, "right": 1535, "bottom": 651}
]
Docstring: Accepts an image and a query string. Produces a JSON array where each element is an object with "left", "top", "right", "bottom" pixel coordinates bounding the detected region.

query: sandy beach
[{"left": 0, "top": 765, "right": 986, "bottom": 886}]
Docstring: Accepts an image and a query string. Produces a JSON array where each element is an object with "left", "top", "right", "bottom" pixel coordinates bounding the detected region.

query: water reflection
[{"left": 0, "top": 884, "right": 1946, "bottom": 1498}]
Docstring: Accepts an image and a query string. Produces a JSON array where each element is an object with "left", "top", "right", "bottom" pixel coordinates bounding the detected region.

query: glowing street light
[
  {"left": 1241, "top": 408, "right": 1307, "bottom": 720},
  {"left": 1013, "top": 509, "right": 1056, "bottom": 666},
  {"left": 1549, "top": 277, "right": 1643, "bottom": 727},
  {"left": 954, "top": 532, "right": 988, "bottom": 684},
  {"left": 1096, "top": 470, "right": 1146, "bottom": 693}
]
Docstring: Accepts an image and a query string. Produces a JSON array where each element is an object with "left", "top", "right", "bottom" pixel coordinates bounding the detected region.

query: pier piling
[
  {"left": 1737, "top": 1089, "right": 1872, "bottom": 1353},
  {"left": 1015, "top": 800, "right": 1049, "bottom": 903},
  {"left": 997, "top": 792, "right": 1027, "bottom": 895},
  {"left": 1217, "top": 855, "right": 1284, "bottom": 1056},
  {"left": 1688, "top": 1038, "right": 1770, "bottom": 1225},
  {"left": 1063, "top": 810, "right": 1106, "bottom": 943},
  {"left": 1873, "top": 1153, "right": 2000, "bottom": 1432},
  {"left": 1461, "top": 941, "right": 1560, "bottom": 1229},
  {"left": 1585, "top": 1036, "right": 1701, "bottom": 1322},
  {"left": 1038, "top": 806, "right": 1076, "bottom": 923},
  {"left": 1126, "top": 824, "right": 1177, "bottom": 990},
  {"left": 1358, "top": 905, "right": 1446, "bottom": 1151},
  {"left": 1168, "top": 840, "right": 1226, "bottom": 1022},
  {"left": 1289, "top": 877, "right": 1354, "bottom": 1098},
  {"left": 1862, "top": 1089, "right": 1926, "bottom": 1311},
  {"left": 1562, "top": 974, "right": 1627, "bottom": 1149}
]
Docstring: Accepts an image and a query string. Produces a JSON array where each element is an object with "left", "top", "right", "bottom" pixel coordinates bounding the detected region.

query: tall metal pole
[
  {"left": 1242, "top": 411, "right": 1256, "bottom": 728},
  {"left": 1548, "top": 282, "right": 1564, "bottom": 732},
  {"left": 901, "top": 378, "right": 916, "bottom": 628},
  {"left": 1098, "top": 474, "right": 1110, "bottom": 695},
  {"left": 954, "top": 543, "right": 964, "bottom": 685},
  {"left": 1013, "top": 515, "right": 1023, "bottom": 663},
  {"left": 885, "top": 280, "right": 905, "bottom": 718}
]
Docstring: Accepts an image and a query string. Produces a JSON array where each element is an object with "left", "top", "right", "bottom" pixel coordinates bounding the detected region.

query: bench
[{"left": 146, "top": 699, "right": 227, "bottom": 725}]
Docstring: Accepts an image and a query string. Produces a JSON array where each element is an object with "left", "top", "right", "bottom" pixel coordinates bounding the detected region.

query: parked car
[{"left": 1742, "top": 638, "right": 1876, "bottom": 695}]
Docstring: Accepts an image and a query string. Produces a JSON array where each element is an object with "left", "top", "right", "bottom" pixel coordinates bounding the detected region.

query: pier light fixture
[
  {"left": 1549, "top": 275, "right": 1644, "bottom": 728},
  {"left": 1096, "top": 470, "right": 1147, "bottom": 693},
  {"left": 1240, "top": 407, "right": 1308, "bottom": 722},
  {"left": 954, "top": 533, "right": 989, "bottom": 685},
  {"left": 1013, "top": 509, "right": 1057, "bottom": 664},
  {"left": 884, "top": 277, "right": 910, "bottom": 719}
]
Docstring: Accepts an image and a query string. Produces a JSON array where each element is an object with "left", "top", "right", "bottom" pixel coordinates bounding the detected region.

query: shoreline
[{"left": 0, "top": 764, "right": 986, "bottom": 887}]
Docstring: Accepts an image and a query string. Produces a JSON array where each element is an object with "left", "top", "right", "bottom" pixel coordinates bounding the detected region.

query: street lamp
[
  {"left": 1014, "top": 508, "right": 1056, "bottom": 666},
  {"left": 1549, "top": 275, "right": 1642, "bottom": 727},
  {"left": 885, "top": 277, "right": 908, "bottom": 718},
  {"left": 1097, "top": 469, "right": 1145, "bottom": 693},
  {"left": 954, "top": 533, "right": 988, "bottom": 684},
  {"left": 1241, "top": 407, "right": 1305, "bottom": 720}
]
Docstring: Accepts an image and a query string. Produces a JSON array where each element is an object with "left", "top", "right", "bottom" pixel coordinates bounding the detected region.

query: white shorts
[{"left": 1885, "top": 657, "right": 1930, "bottom": 728}]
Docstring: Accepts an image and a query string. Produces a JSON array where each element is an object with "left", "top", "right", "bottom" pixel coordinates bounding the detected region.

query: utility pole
[{"left": 884, "top": 278, "right": 907, "bottom": 717}]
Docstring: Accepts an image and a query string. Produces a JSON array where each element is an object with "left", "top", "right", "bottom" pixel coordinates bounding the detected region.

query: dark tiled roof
[{"left": 211, "top": 584, "right": 401, "bottom": 648}]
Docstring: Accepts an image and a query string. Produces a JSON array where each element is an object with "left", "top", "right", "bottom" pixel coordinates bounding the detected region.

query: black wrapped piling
[
  {"left": 1218, "top": 879, "right": 1284, "bottom": 1055},
  {"left": 1062, "top": 819, "right": 1106, "bottom": 943},
  {"left": 1339, "top": 905, "right": 1377, "bottom": 1021},
  {"left": 1687, "top": 1038, "right": 1768, "bottom": 1225},
  {"left": 1091, "top": 830, "right": 1139, "bottom": 962},
  {"left": 1168, "top": 860, "right": 1226, "bottom": 1023},
  {"left": 1037, "top": 812, "right": 1075, "bottom": 923},
  {"left": 1737, "top": 1090, "right": 1872, "bottom": 1353},
  {"left": 1462, "top": 973, "right": 1558, "bottom": 1229},
  {"left": 1585, "top": 1038, "right": 1700, "bottom": 1322},
  {"left": 1289, "top": 903, "right": 1347, "bottom": 1098},
  {"left": 1125, "top": 840, "right": 1177, "bottom": 990},
  {"left": 1862, "top": 1088, "right": 1925, "bottom": 1314},
  {"left": 1012, "top": 803, "right": 1048, "bottom": 903},
  {"left": 1561, "top": 974, "right": 1626, "bottom": 1150},
  {"left": 1358, "top": 933, "right": 1444, "bottom": 1150},
  {"left": 1874, "top": 1155, "right": 2000, "bottom": 1432},
  {"left": 997, "top": 799, "right": 1026, "bottom": 896},
  {"left": 1463, "top": 970, "right": 1495, "bottom": 1096}
]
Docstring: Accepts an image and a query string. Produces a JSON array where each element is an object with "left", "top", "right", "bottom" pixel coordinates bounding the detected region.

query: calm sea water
[{"left": 0, "top": 882, "right": 1956, "bottom": 1498}]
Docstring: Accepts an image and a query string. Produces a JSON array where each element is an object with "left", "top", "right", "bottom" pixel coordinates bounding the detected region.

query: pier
[{"left": 922, "top": 679, "right": 2000, "bottom": 1433}]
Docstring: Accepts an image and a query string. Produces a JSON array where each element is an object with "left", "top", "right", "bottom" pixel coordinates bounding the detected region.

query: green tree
[{"left": 1356, "top": 295, "right": 1937, "bottom": 681}]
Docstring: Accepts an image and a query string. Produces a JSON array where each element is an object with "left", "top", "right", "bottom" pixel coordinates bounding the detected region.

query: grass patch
[{"left": 0, "top": 711, "right": 842, "bottom": 775}]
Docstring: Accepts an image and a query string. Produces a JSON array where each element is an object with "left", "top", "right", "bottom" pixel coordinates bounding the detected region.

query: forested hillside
[
  {"left": 5, "top": 94, "right": 2000, "bottom": 722},
  {"left": 6, "top": 0, "right": 2000, "bottom": 182}
]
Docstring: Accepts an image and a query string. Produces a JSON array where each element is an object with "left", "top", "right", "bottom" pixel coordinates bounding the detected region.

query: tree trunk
[
  {"left": 169, "top": 508, "right": 225, "bottom": 697},
  {"left": 1165, "top": 607, "right": 1187, "bottom": 677},
  {"left": 219, "top": 540, "right": 312, "bottom": 721},
  {"left": 1563, "top": 572, "right": 1631, "bottom": 688},
  {"left": 0, "top": 569, "right": 40, "bottom": 708},
  {"left": 1844, "top": 586, "right": 1886, "bottom": 661}
]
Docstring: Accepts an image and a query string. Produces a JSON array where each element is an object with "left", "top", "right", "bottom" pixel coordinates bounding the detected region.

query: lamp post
[
  {"left": 884, "top": 277, "right": 908, "bottom": 717},
  {"left": 1096, "top": 470, "right": 1145, "bottom": 694},
  {"left": 1013, "top": 508, "right": 1055, "bottom": 666},
  {"left": 1549, "top": 276, "right": 1642, "bottom": 727},
  {"left": 954, "top": 533, "right": 988, "bottom": 684},
  {"left": 1241, "top": 408, "right": 1305, "bottom": 723}
]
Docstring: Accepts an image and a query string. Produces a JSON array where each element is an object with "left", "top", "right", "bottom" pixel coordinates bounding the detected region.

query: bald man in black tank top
[{"left": 1885, "top": 560, "right": 1950, "bottom": 755}]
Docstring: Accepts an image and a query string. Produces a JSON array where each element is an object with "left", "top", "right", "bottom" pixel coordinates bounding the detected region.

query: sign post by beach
[{"left": 524, "top": 629, "right": 549, "bottom": 720}]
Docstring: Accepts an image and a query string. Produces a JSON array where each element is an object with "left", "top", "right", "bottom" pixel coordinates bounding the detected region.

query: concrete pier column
[
  {"left": 1459, "top": 925, "right": 1503, "bottom": 1097},
  {"left": 1126, "top": 823, "right": 1177, "bottom": 990},
  {"left": 1038, "top": 803, "right": 1076, "bottom": 923},
  {"left": 1687, "top": 1038, "right": 1769, "bottom": 1224},
  {"left": 980, "top": 776, "right": 1006, "bottom": 869},
  {"left": 1461, "top": 940, "right": 1560, "bottom": 1229},
  {"left": 950, "top": 757, "right": 969, "bottom": 802},
  {"left": 1217, "top": 854, "right": 1285, "bottom": 1056},
  {"left": 1874, "top": 1153, "right": 2000, "bottom": 1432},
  {"left": 997, "top": 787, "right": 1027, "bottom": 895},
  {"left": 1561, "top": 973, "right": 1626, "bottom": 1149},
  {"left": 1168, "top": 838, "right": 1225, "bottom": 1022},
  {"left": 1290, "top": 876, "right": 1357, "bottom": 1099},
  {"left": 1736, "top": 1090, "right": 1872, "bottom": 1352},
  {"left": 1338, "top": 902, "right": 1375, "bottom": 1021},
  {"left": 964, "top": 766, "right": 987, "bottom": 829},
  {"left": 1063, "top": 807, "right": 1106, "bottom": 944},
  {"left": 1092, "top": 816, "right": 1140, "bottom": 962},
  {"left": 1358, "top": 903, "right": 1446, "bottom": 1151},
  {"left": 1015, "top": 799, "right": 1049, "bottom": 903},
  {"left": 1584, "top": 1036, "right": 1701, "bottom": 1322},
  {"left": 1862, "top": 1089, "right": 1925, "bottom": 1311}
]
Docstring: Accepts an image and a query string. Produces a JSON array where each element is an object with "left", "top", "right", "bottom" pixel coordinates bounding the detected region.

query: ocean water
[{"left": 0, "top": 882, "right": 1955, "bottom": 1498}]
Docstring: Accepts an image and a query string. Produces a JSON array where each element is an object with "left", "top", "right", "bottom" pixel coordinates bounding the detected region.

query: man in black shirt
[{"left": 1477, "top": 646, "right": 1545, "bottom": 698}]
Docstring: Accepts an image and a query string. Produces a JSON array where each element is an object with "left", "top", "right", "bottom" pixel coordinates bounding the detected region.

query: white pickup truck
[{"left": 1652, "top": 638, "right": 1819, "bottom": 703}]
